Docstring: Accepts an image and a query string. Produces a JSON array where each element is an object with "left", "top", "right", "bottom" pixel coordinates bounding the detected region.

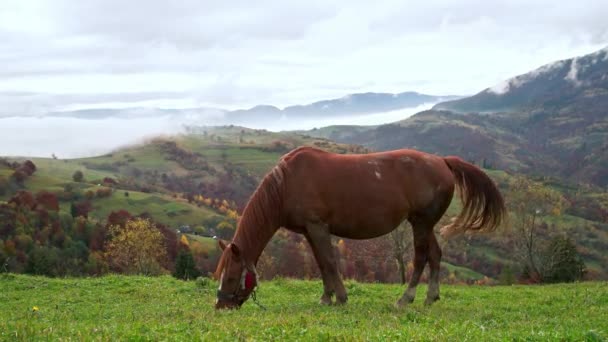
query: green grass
[
  {"left": 1, "top": 274, "right": 606, "bottom": 341},
  {"left": 441, "top": 262, "right": 486, "bottom": 281},
  {"left": 193, "top": 146, "right": 282, "bottom": 176},
  {"left": 91, "top": 190, "right": 218, "bottom": 228},
  {"left": 185, "top": 234, "right": 217, "bottom": 253}
]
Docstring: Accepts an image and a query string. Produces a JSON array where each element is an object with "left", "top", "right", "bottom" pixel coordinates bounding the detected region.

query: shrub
[
  {"left": 72, "top": 170, "right": 84, "bottom": 182},
  {"left": 25, "top": 245, "right": 59, "bottom": 277},
  {"left": 96, "top": 187, "right": 112, "bottom": 198},
  {"left": 11, "top": 170, "right": 27, "bottom": 184},
  {"left": 498, "top": 265, "right": 516, "bottom": 285},
  {"left": 20, "top": 160, "right": 37, "bottom": 176}
]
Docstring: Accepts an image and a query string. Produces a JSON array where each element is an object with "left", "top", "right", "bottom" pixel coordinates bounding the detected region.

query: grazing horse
[{"left": 214, "top": 146, "right": 505, "bottom": 309}]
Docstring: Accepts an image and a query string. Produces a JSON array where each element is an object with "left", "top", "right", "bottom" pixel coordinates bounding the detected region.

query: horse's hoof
[
  {"left": 335, "top": 295, "right": 348, "bottom": 305},
  {"left": 394, "top": 300, "right": 407, "bottom": 309},
  {"left": 319, "top": 295, "right": 332, "bottom": 305},
  {"left": 395, "top": 296, "right": 414, "bottom": 309},
  {"left": 424, "top": 296, "right": 439, "bottom": 306}
]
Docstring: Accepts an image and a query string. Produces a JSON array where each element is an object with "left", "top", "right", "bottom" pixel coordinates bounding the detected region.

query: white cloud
[{"left": 0, "top": 0, "right": 606, "bottom": 114}]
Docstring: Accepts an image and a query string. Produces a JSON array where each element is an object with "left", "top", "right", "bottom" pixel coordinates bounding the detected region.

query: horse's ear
[
  {"left": 230, "top": 243, "right": 240, "bottom": 258},
  {"left": 218, "top": 239, "right": 228, "bottom": 251}
]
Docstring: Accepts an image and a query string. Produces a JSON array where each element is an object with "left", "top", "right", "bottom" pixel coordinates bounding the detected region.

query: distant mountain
[
  {"left": 47, "top": 91, "right": 459, "bottom": 125},
  {"left": 434, "top": 47, "right": 608, "bottom": 113},
  {"left": 309, "top": 47, "right": 608, "bottom": 188}
]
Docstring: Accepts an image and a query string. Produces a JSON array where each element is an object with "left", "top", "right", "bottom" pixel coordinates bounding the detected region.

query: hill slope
[{"left": 310, "top": 47, "right": 608, "bottom": 188}]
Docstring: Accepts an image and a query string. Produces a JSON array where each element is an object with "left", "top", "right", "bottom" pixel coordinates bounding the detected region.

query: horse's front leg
[{"left": 305, "top": 222, "right": 348, "bottom": 305}]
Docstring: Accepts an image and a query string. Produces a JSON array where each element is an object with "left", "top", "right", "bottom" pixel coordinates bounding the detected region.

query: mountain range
[{"left": 49, "top": 92, "right": 459, "bottom": 126}]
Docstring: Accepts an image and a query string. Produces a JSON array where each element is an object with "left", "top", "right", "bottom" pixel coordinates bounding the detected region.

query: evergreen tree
[
  {"left": 173, "top": 249, "right": 200, "bottom": 280},
  {"left": 540, "top": 236, "right": 585, "bottom": 283}
]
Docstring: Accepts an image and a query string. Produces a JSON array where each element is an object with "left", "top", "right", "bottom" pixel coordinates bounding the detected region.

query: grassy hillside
[
  {"left": 0, "top": 160, "right": 221, "bottom": 229},
  {"left": 306, "top": 107, "right": 608, "bottom": 185},
  {"left": 1, "top": 274, "right": 606, "bottom": 340}
]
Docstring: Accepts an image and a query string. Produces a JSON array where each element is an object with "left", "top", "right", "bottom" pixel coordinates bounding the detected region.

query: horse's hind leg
[
  {"left": 396, "top": 222, "right": 430, "bottom": 308},
  {"left": 305, "top": 222, "right": 348, "bottom": 305},
  {"left": 425, "top": 232, "right": 441, "bottom": 305}
]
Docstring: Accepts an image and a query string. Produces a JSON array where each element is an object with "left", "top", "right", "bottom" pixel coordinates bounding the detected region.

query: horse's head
[{"left": 214, "top": 240, "right": 258, "bottom": 310}]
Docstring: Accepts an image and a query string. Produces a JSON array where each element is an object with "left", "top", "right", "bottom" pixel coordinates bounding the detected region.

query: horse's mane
[
  {"left": 214, "top": 160, "right": 287, "bottom": 277},
  {"left": 239, "top": 161, "right": 287, "bottom": 233}
]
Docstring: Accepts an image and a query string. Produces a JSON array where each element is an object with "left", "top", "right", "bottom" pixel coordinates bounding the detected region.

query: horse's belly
[
  {"left": 327, "top": 209, "right": 405, "bottom": 240},
  {"left": 330, "top": 223, "right": 398, "bottom": 239}
]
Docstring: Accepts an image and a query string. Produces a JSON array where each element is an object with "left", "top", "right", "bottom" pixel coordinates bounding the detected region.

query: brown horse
[{"left": 214, "top": 146, "right": 505, "bottom": 309}]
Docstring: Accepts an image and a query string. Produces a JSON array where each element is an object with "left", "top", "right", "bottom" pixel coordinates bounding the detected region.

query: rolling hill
[
  {"left": 2, "top": 128, "right": 608, "bottom": 280},
  {"left": 1, "top": 127, "right": 365, "bottom": 226}
]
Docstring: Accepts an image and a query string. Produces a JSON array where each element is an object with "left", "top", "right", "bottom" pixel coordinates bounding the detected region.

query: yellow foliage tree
[
  {"left": 226, "top": 209, "right": 239, "bottom": 220},
  {"left": 105, "top": 218, "right": 168, "bottom": 276},
  {"left": 180, "top": 234, "right": 190, "bottom": 247}
]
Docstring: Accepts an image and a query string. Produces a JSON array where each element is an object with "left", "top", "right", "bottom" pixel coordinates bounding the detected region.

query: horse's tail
[{"left": 440, "top": 156, "right": 506, "bottom": 239}]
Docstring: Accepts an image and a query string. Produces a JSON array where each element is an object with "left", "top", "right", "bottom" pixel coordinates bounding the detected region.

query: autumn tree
[
  {"left": 35, "top": 191, "right": 59, "bottom": 211},
  {"left": 107, "top": 210, "right": 132, "bottom": 228},
  {"left": 105, "top": 218, "right": 168, "bottom": 275},
  {"left": 9, "top": 190, "right": 36, "bottom": 210},
  {"left": 71, "top": 200, "right": 92, "bottom": 218},
  {"left": 507, "top": 177, "right": 566, "bottom": 281}
]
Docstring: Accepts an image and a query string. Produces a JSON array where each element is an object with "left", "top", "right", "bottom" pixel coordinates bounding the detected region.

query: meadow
[{"left": 1, "top": 274, "right": 606, "bottom": 341}]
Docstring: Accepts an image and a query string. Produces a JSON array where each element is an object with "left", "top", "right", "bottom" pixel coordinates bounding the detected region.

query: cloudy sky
[{"left": 1, "top": 0, "right": 607, "bottom": 117}]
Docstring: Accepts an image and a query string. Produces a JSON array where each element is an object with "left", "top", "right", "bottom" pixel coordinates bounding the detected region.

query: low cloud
[
  {"left": 0, "top": 102, "right": 437, "bottom": 158},
  {"left": 0, "top": 116, "right": 186, "bottom": 158}
]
